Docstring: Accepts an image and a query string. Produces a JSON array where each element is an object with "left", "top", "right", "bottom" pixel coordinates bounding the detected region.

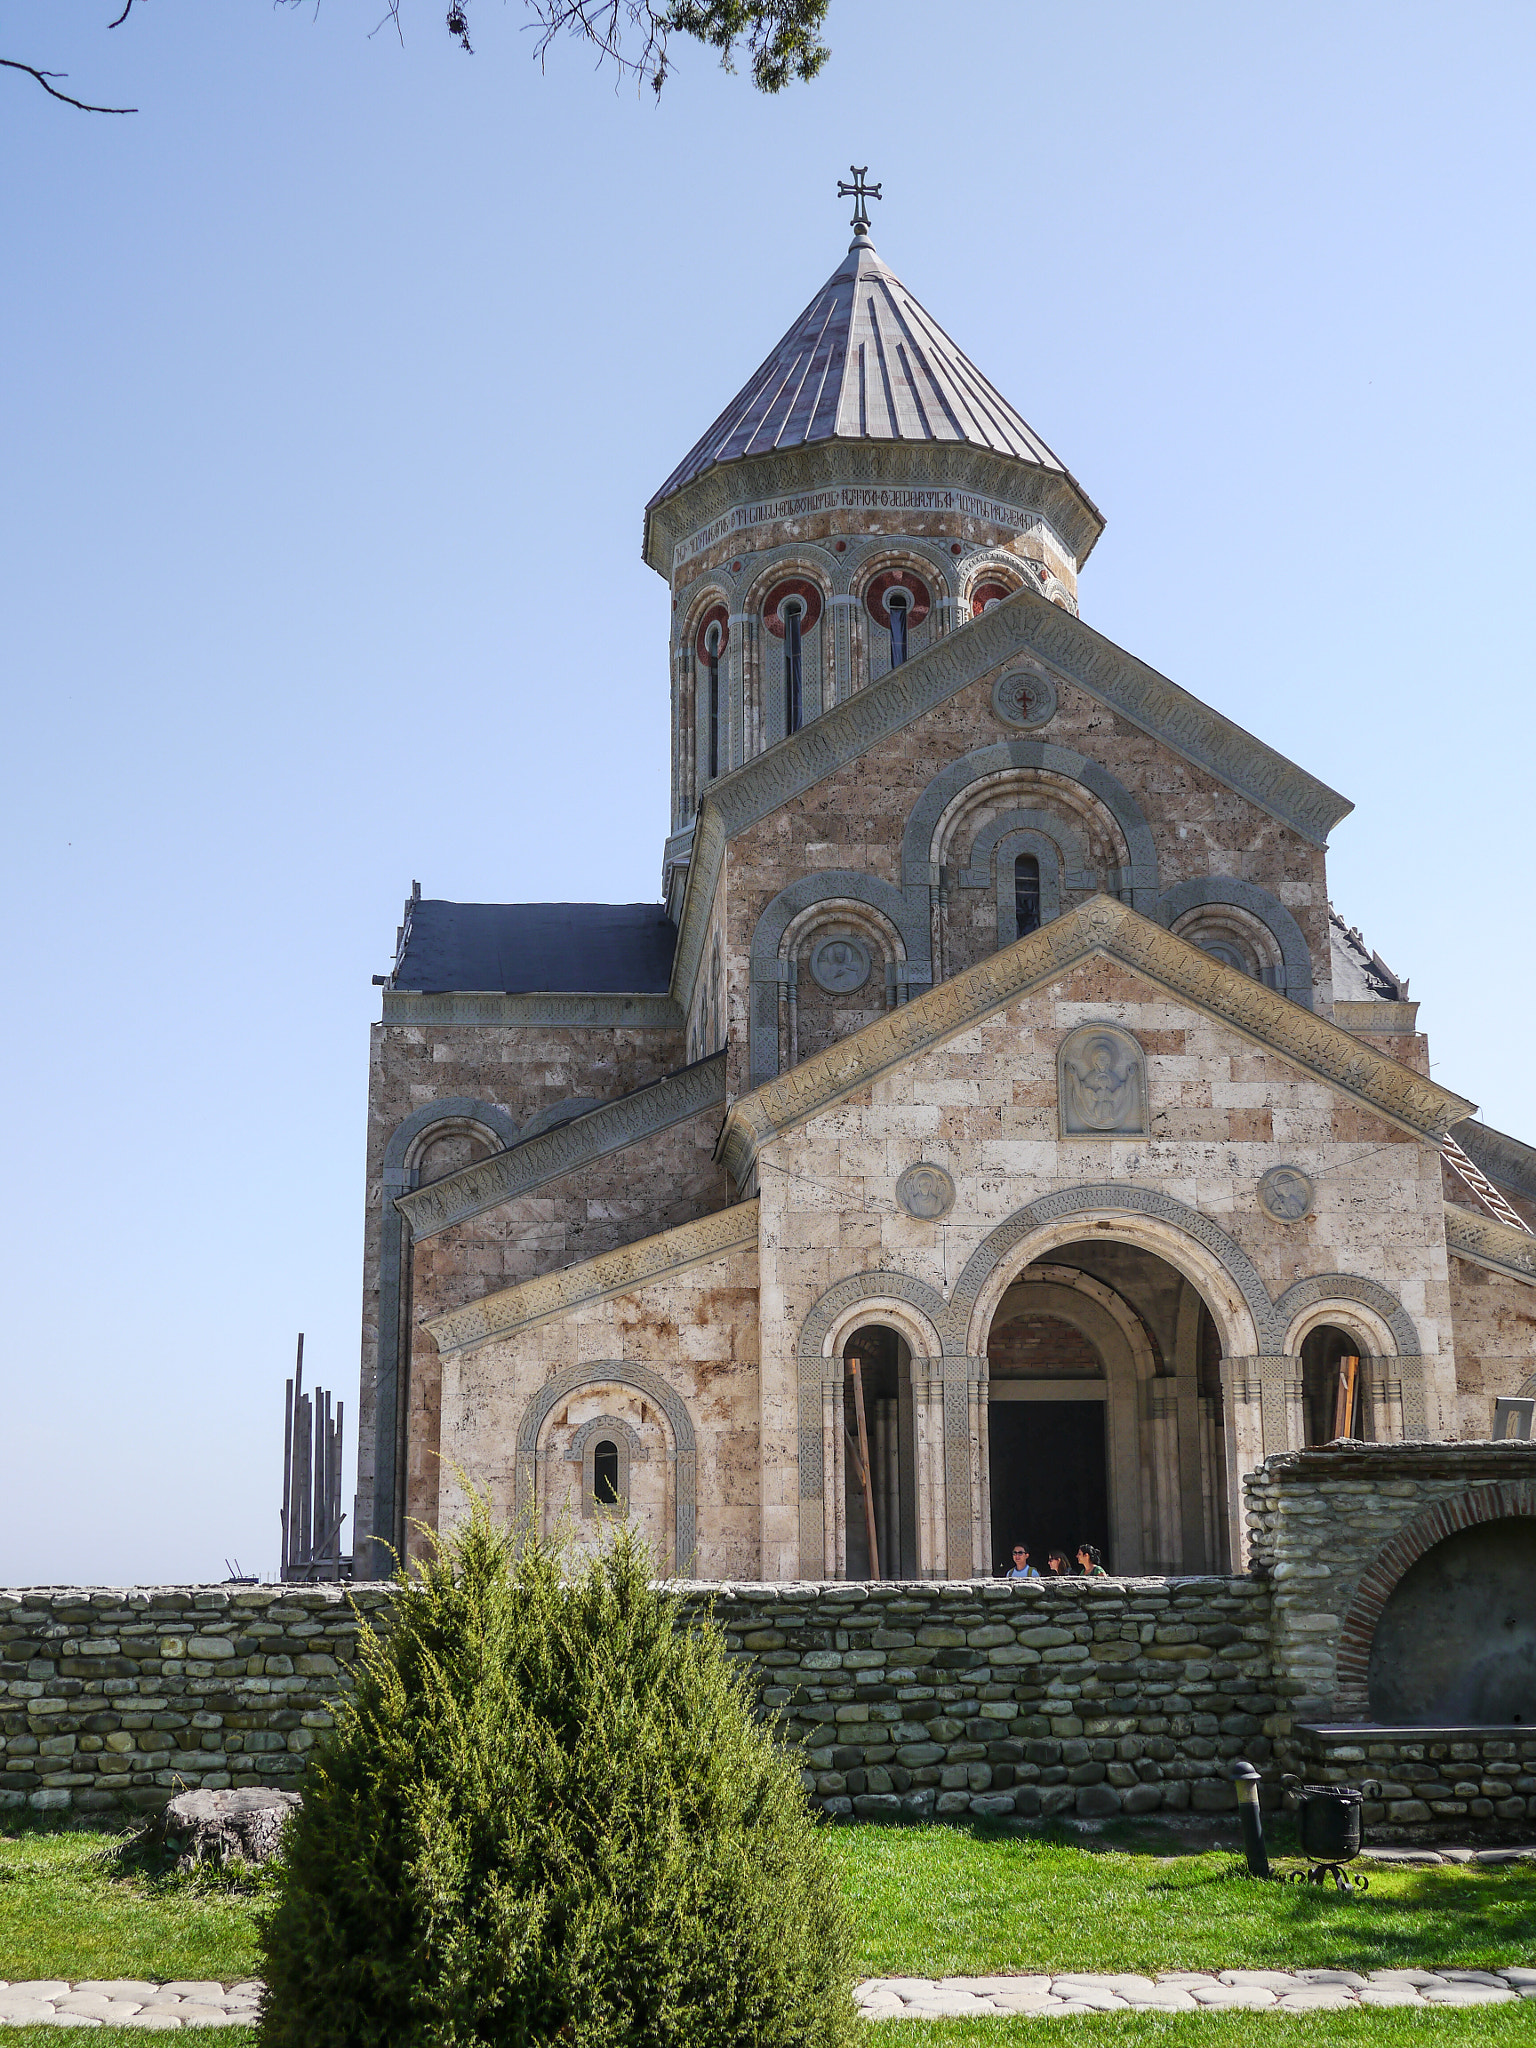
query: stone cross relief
[{"left": 1057, "top": 1023, "right": 1147, "bottom": 1138}]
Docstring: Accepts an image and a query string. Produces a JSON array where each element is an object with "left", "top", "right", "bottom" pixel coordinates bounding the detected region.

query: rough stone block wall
[
  {"left": 714, "top": 1577, "right": 1273, "bottom": 1821},
  {"left": 2, "top": 1578, "right": 1271, "bottom": 1822},
  {"left": 0, "top": 1587, "right": 388, "bottom": 1817},
  {"left": 1244, "top": 1442, "right": 1536, "bottom": 1722},
  {"left": 1295, "top": 1725, "right": 1536, "bottom": 1838}
]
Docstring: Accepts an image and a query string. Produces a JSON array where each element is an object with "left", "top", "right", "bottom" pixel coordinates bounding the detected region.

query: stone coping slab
[{"left": 2, "top": 1972, "right": 1533, "bottom": 2026}]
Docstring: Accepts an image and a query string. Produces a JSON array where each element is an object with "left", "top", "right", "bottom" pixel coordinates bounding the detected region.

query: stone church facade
[{"left": 352, "top": 214, "right": 1536, "bottom": 1586}]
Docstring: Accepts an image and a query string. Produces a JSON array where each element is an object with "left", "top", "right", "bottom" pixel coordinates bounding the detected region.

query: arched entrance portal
[{"left": 984, "top": 1242, "right": 1228, "bottom": 1575}]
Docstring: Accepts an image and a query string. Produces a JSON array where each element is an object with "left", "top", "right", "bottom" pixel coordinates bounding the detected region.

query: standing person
[
  {"left": 1076, "top": 1543, "right": 1108, "bottom": 1577},
  {"left": 1047, "top": 1549, "right": 1072, "bottom": 1576},
  {"left": 1005, "top": 1544, "right": 1040, "bottom": 1580}
]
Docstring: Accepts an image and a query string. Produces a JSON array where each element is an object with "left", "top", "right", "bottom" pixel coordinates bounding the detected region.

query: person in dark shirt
[{"left": 1047, "top": 1549, "right": 1072, "bottom": 1576}]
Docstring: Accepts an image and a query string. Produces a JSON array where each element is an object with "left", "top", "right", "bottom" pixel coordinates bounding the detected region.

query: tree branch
[
  {"left": 0, "top": 57, "right": 136, "bottom": 113},
  {"left": 107, "top": 1, "right": 137, "bottom": 27}
]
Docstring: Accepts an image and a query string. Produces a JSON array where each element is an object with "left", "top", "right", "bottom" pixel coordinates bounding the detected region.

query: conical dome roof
[{"left": 647, "top": 234, "right": 1095, "bottom": 519}]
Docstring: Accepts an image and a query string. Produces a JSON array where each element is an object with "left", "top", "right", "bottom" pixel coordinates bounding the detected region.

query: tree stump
[{"left": 156, "top": 1787, "right": 301, "bottom": 1869}]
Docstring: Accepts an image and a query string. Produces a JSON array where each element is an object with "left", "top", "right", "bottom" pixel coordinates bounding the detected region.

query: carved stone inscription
[{"left": 1057, "top": 1023, "right": 1146, "bottom": 1137}]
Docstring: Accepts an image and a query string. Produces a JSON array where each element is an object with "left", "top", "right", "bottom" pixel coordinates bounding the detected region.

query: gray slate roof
[
  {"left": 1328, "top": 910, "right": 1406, "bottom": 1002},
  {"left": 393, "top": 900, "right": 675, "bottom": 995},
  {"left": 648, "top": 235, "right": 1084, "bottom": 509}
]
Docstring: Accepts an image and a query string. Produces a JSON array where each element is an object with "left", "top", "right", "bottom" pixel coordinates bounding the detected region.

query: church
[{"left": 352, "top": 182, "right": 1536, "bottom": 1586}]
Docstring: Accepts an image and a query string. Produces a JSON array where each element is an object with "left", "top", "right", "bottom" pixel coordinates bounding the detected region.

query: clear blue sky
[{"left": 3, "top": 2, "right": 1532, "bottom": 1584}]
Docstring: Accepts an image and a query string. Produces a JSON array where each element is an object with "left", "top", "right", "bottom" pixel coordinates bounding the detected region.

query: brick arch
[{"left": 1332, "top": 1480, "right": 1536, "bottom": 1714}]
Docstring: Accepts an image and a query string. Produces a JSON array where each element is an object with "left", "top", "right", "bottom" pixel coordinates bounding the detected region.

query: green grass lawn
[
  {"left": 865, "top": 2017, "right": 1536, "bottom": 2045},
  {"left": 1, "top": 1815, "right": 1534, "bottom": 2029},
  {"left": 829, "top": 1822, "right": 1536, "bottom": 1978},
  {"left": 0, "top": 1826, "right": 265, "bottom": 1983}
]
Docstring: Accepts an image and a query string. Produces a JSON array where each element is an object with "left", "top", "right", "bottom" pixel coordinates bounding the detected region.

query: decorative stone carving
[
  {"left": 400, "top": 1054, "right": 726, "bottom": 1242},
  {"left": 1258, "top": 1165, "right": 1315, "bottom": 1223},
  {"left": 1057, "top": 1023, "right": 1147, "bottom": 1137},
  {"left": 426, "top": 1200, "right": 759, "bottom": 1355},
  {"left": 1444, "top": 1200, "right": 1536, "bottom": 1285},
  {"left": 896, "top": 1162, "right": 956, "bottom": 1220},
  {"left": 562, "top": 1414, "right": 648, "bottom": 1520},
  {"left": 515, "top": 1360, "right": 696, "bottom": 1571},
  {"left": 990, "top": 666, "right": 1058, "bottom": 730},
  {"left": 718, "top": 898, "right": 1475, "bottom": 1187},
  {"left": 810, "top": 934, "right": 873, "bottom": 994}
]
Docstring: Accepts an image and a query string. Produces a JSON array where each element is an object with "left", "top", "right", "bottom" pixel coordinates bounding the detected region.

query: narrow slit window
[
  {"left": 1015, "top": 854, "right": 1041, "bottom": 938},
  {"left": 592, "top": 1439, "right": 620, "bottom": 1506},
  {"left": 706, "top": 625, "right": 721, "bottom": 780},
  {"left": 784, "top": 600, "right": 804, "bottom": 735},
  {"left": 888, "top": 590, "right": 909, "bottom": 669}
]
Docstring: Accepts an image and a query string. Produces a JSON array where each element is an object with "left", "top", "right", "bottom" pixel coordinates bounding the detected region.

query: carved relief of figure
[{"left": 1058, "top": 1024, "right": 1146, "bottom": 1137}]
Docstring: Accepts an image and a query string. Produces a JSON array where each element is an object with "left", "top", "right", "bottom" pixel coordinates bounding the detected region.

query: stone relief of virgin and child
[{"left": 1058, "top": 1024, "right": 1147, "bottom": 1137}]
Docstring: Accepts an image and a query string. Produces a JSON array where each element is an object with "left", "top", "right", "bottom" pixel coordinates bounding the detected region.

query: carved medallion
[
  {"left": 896, "top": 1161, "right": 956, "bottom": 1220},
  {"left": 809, "top": 934, "right": 872, "bottom": 994},
  {"left": 1057, "top": 1023, "right": 1147, "bottom": 1138},
  {"left": 1259, "top": 1164, "right": 1315, "bottom": 1223},
  {"left": 991, "top": 666, "right": 1058, "bottom": 730}
]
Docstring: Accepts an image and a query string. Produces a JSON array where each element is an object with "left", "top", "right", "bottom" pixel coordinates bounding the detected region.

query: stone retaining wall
[
  {"left": 0, "top": 1586, "right": 392, "bottom": 1817},
  {"left": 1294, "top": 1724, "right": 1536, "bottom": 1835},
  {"left": 1, "top": 1577, "right": 1275, "bottom": 1822}
]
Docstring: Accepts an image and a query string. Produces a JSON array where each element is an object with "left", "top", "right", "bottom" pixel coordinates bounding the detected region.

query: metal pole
[
  {"left": 849, "top": 1359, "right": 881, "bottom": 1581},
  {"left": 1233, "top": 1760, "right": 1271, "bottom": 1879},
  {"left": 280, "top": 1372, "right": 295, "bottom": 1577}
]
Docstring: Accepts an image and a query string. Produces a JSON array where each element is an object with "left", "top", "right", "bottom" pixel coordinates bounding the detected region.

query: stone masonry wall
[
  {"left": 711, "top": 1576, "right": 1275, "bottom": 1822},
  {"left": 1, "top": 1577, "right": 1274, "bottom": 1822},
  {"left": 0, "top": 1586, "right": 392, "bottom": 1817}
]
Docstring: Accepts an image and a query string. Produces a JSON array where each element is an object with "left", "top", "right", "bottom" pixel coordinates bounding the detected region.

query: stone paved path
[
  {"left": 1, "top": 1971, "right": 1534, "bottom": 2026},
  {"left": 0, "top": 1982, "right": 261, "bottom": 2029},
  {"left": 857, "top": 1968, "right": 1536, "bottom": 2018}
]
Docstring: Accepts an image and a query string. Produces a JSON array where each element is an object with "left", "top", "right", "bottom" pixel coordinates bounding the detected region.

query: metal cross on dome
[{"left": 838, "top": 166, "right": 882, "bottom": 237}]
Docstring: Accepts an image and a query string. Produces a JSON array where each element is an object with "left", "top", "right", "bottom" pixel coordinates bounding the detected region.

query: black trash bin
[{"left": 1280, "top": 1774, "right": 1380, "bottom": 1890}]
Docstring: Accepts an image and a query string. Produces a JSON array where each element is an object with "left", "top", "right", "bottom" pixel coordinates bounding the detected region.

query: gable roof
[
  {"left": 392, "top": 899, "right": 675, "bottom": 996},
  {"left": 717, "top": 895, "right": 1475, "bottom": 1185},
  {"left": 670, "top": 580, "right": 1354, "bottom": 1007},
  {"left": 646, "top": 236, "right": 1100, "bottom": 544}
]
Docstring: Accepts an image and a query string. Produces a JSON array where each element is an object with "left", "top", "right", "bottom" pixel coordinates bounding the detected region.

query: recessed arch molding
[
  {"left": 515, "top": 1359, "right": 696, "bottom": 1571},
  {"left": 899, "top": 740, "right": 1159, "bottom": 910},
  {"left": 791, "top": 1183, "right": 1423, "bottom": 1577},
  {"left": 1332, "top": 1479, "right": 1536, "bottom": 1714},
  {"left": 749, "top": 870, "right": 931, "bottom": 1087},
  {"left": 1155, "top": 876, "right": 1315, "bottom": 1010}
]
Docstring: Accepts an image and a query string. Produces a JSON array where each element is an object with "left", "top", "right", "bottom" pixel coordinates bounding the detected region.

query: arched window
[
  {"left": 705, "top": 623, "right": 722, "bottom": 780},
  {"left": 592, "top": 1439, "right": 621, "bottom": 1506},
  {"left": 1015, "top": 854, "right": 1041, "bottom": 938},
  {"left": 783, "top": 598, "right": 804, "bottom": 735},
  {"left": 887, "top": 589, "right": 909, "bottom": 669}
]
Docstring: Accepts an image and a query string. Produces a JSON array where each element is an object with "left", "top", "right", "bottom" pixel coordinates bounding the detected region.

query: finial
[{"left": 837, "top": 165, "right": 882, "bottom": 244}]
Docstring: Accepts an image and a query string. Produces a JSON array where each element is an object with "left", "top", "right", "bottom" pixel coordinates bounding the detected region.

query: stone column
[
  {"left": 822, "top": 1373, "right": 846, "bottom": 1578},
  {"left": 909, "top": 1358, "right": 945, "bottom": 1577},
  {"left": 1220, "top": 1356, "right": 1303, "bottom": 1569},
  {"left": 728, "top": 611, "right": 748, "bottom": 768},
  {"left": 829, "top": 594, "right": 856, "bottom": 707}
]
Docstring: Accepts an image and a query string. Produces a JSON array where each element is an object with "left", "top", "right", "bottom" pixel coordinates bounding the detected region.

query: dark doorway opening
[
  {"left": 843, "top": 1325, "right": 918, "bottom": 1579},
  {"left": 989, "top": 1402, "right": 1109, "bottom": 1573}
]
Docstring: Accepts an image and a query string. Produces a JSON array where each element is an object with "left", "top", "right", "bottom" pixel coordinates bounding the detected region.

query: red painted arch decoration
[
  {"left": 761, "top": 578, "right": 823, "bottom": 638},
  {"left": 693, "top": 603, "right": 729, "bottom": 661},
  {"left": 1331, "top": 1478, "right": 1536, "bottom": 1714},
  {"left": 863, "top": 568, "right": 931, "bottom": 626},
  {"left": 970, "top": 579, "right": 1016, "bottom": 616}
]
